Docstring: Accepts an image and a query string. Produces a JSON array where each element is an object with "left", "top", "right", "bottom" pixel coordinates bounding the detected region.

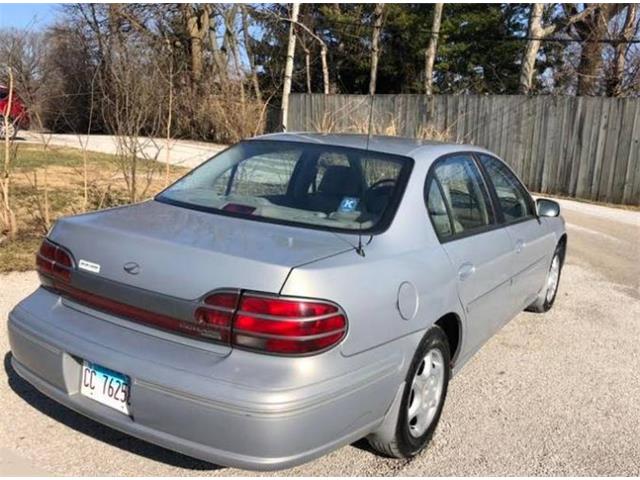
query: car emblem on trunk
[{"left": 123, "top": 262, "right": 141, "bottom": 275}]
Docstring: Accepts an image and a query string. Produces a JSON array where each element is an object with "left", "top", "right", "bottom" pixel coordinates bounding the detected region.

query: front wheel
[
  {"left": 527, "top": 244, "right": 563, "bottom": 313},
  {"left": 368, "top": 326, "right": 450, "bottom": 458}
]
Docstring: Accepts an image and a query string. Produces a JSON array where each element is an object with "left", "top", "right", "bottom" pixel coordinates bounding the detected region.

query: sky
[{"left": 0, "top": 3, "right": 58, "bottom": 30}]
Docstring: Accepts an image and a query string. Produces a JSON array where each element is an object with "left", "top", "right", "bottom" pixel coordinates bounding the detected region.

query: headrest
[{"left": 318, "top": 166, "right": 360, "bottom": 197}]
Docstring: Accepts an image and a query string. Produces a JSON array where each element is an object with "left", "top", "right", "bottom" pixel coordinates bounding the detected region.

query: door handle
[
  {"left": 458, "top": 262, "right": 476, "bottom": 281},
  {"left": 515, "top": 239, "right": 526, "bottom": 253}
]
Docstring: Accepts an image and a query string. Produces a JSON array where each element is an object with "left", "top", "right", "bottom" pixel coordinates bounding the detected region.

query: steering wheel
[
  {"left": 364, "top": 178, "right": 397, "bottom": 214},
  {"left": 368, "top": 178, "right": 397, "bottom": 192}
]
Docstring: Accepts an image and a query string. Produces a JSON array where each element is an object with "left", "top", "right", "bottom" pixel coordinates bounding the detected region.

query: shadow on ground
[{"left": 4, "top": 352, "right": 222, "bottom": 472}]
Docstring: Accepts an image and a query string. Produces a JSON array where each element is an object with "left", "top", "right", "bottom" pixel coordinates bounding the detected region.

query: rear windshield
[{"left": 157, "top": 140, "right": 412, "bottom": 233}]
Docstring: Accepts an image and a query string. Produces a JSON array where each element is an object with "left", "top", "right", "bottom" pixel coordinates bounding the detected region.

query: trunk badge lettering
[
  {"left": 78, "top": 259, "right": 101, "bottom": 274},
  {"left": 123, "top": 262, "right": 141, "bottom": 275}
]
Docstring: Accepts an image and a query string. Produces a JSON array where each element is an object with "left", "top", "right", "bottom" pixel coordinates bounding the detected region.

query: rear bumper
[{"left": 8, "top": 288, "right": 406, "bottom": 471}]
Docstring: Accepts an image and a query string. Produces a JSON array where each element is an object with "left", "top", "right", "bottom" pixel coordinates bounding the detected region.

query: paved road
[
  {"left": 20, "top": 131, "right": 226, "bottom": 169},
  {"left": 0, "top": 199, "right": 638, "bottom": 476}
]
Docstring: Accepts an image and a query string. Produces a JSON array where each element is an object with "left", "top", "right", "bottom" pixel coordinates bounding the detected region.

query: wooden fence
[{"left": 287, "top": 94, "right": 640, "bottom": 205}]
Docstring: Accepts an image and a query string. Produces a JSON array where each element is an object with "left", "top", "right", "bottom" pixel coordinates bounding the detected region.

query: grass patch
[{"left": 0, "top": 142, "right": 188, "bottom": 273}]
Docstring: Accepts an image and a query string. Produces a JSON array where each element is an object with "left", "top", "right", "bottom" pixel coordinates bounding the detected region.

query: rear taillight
[
  {"left": 193, "top": 292, "right": 239, "bottom": 343},
  {"left": 199, "top": 292, "right": 347, "bottom": 355},
  {"left": 233, "top": 295, "right": 346, "bottom": 355},
  {"left": 36, "top": 239, "right": 74, "bottom": 282}
]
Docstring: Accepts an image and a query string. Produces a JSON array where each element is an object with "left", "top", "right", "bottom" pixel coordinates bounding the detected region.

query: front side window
[
  {"left": 479, "top": 154, "right": 534, "bottom": 222},
  {"left": 429, "top": 154, "right": 494, "bottom": 237},
  {"left": 157, "top": 140, "right": 412, "bottom": 233}
]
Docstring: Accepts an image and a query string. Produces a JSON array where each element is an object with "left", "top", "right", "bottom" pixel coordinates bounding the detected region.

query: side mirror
[{"left": 536, "top": 198, "right": 560, "bottom": 218}]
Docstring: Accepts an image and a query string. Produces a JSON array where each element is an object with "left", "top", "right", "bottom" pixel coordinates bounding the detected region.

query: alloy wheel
[
  {"left": 546, "top": 254, "right": 560, "bottom": 303},
  {"left": 407, "top": 348, "right": 445, "bottom": 438}
]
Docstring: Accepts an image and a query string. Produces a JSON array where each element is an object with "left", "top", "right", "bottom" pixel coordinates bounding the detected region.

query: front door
[{"left": 476, "top": 154, "right": 555, "bottom": 314}]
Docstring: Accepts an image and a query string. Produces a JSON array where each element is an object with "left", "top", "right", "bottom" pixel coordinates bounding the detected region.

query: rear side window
[
  {"left": 478, "top": 154, "right": 534, "bottom": 222},
  {"left": 427, "top": 154, "right": 494, "bottom": 238},
  {"left": 426, "top": 181, "right": 454, "bottom": 238}
]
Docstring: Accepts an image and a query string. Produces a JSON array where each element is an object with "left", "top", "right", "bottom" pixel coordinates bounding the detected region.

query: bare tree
[
  {"left": 1, "top": 67, "right": 17, "bottom": 240},
  {"left": 424, "top": 3, "right": 444, "bottom": 96},
  {"left": 242, "top": 6, "right": 262, "bottom": 103},
  {"left": 98, "top": 12, "right": 164, "bottom": 203},
  {"left": 519, "top": 4, "right": 596, "bottom": 94},
  {"left": 281, "top": 3, "right": 300, "bottom": 131},
  {"left": 369, "top": 3, "right": 385, "bottom": 96}
]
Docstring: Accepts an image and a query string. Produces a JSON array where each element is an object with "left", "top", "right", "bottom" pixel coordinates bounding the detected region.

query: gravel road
[{"left": 1, "top": 198, "right": 638, "bottom": 476}]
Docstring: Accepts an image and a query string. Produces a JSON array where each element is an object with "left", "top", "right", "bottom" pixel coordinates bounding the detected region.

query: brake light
[
  {"left": 36, "top": 239, "right": 73, "bottom": 282},
  {"left": 231, "top": 294, "right": 347, "bottom": 355},
  {"left": 197, "top": 292, "right": 347, "bottom": 355}
]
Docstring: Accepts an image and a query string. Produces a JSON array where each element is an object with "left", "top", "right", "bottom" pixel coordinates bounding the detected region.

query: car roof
[{"left": 253, "top": 132, "right": 490, "bottom": 159}]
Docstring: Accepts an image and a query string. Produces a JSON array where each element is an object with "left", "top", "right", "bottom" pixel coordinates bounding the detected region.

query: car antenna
[{"left": 355, "top": 93, "right": 377, "bottom": 257}]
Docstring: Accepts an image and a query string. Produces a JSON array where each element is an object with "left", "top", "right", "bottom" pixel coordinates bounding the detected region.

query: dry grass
[
  {"left": 0, "top": 142, "right": 188, "bottom": 272},
  {"left": 312, "top": 109, "right": 455, "bottom": 142}
]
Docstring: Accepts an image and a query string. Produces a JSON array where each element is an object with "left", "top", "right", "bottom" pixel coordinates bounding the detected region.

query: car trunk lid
[{"left": 49, "top": 200, "right": 352, "bottom": 300}]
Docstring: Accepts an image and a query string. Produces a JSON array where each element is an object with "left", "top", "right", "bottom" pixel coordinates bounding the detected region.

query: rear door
[
  {"left": 476, "top": 154, "right": 556, "bottom": 314},
  {"left": 426, "top": 154, "right": 513, "bottom": 355}
]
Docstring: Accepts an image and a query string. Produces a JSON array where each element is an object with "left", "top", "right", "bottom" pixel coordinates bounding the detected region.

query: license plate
[{"left": 80, "top": 361, "right": 131, "bottom": 415}]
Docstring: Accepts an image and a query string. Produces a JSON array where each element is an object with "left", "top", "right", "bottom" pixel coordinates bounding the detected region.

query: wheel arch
[
  {"left": 557, "top": 233, "right": 567, "bottom": 265},
  {"left": 435, "top": 312, "right": 462, "bottom": 367}
]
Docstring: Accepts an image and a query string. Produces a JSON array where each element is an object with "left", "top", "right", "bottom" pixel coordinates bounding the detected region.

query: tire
[
  {"left": 526, "top": 243, "right": 564, "bottom": 313},
  {"left": 368, "top": 326, "right": 451, "bottom": 458},
  {"left": 0, "top": 117, "right": 16, "bottom": 140}
]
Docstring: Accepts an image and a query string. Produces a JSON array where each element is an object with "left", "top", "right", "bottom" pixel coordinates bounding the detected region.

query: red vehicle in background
[{"left": 0, "top": 85, "right": 29, "bottom": 138}]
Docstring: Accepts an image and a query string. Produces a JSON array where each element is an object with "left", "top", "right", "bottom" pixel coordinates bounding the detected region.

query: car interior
[
  {"left": 431, "top": 158, "right": 492, "bottom": 235},
  {"left": 226, "top": 150, "right": 400, "bottom": 222}
]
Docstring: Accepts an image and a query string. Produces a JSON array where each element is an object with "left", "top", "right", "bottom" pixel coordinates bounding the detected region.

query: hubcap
[
  {"left": 546, "top": 254, "right": 560, "bottom": 303},
  {"left": 0, "top": 121, "right": 15, "bottom": 139},
  {"left": 407, "top": 348, "right": 445, "bottom": 438}
]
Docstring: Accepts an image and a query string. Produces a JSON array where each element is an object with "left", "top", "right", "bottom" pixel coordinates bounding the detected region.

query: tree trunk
[
  {"left": 369, "top": 3, "right": 385, "bottom": 96},
  {"left": 183, "top": 5, "right": 211, "bottom": 83},
  {"left": 301, "top": 42, "right": 312, "bottom": 93},
  {"left": 281, "top": 3, "right": 300, "bottom": 131},
  {"left": 575, "top": 5, "right": 619, "bottom": 96},
  {"left": 607, "top": 4, "right": 637, "bottom": 97},
  {"left": 320, "top": 44, "right": 329, "bottom": 95},
  {"left": 165, "top": 52, "right": 174, "bottom": 186},
  {"left": 518, "top": 3, "right": 544, "bottom": 94},
  {"left": 424, "top": 3, "right": 444, "bottom": 96},
  {"left": 209, "top": 30, "right": 229, "bottom": 86}
]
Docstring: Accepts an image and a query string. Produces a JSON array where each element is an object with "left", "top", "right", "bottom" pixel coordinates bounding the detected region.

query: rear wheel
[{"left": 368, "top": 326, "right": 450, "bottom": 458}]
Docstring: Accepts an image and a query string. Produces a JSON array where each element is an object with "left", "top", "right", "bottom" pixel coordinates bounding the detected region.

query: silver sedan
[{"left": 8, "top": 133, "right": 566, "bottom": 470}]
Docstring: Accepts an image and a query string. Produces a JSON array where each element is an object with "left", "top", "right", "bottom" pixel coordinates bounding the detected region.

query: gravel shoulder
[{"left": 1, "top": 200, "right": 638, "bottom": 476}]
